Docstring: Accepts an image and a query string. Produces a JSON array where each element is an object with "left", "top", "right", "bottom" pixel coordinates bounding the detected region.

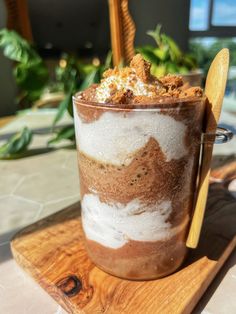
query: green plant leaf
[
  {"left": 144, "top": 25, "right": 199, "bottom": 73},
  {"left": 151, "top": 64, "right": 167, "bottom": 77},
  {"left": 104, "top": 50, "right": 112, "bottom": 70},
  {"left": 153, "top": 47, "right": 168, "bottom": 61},
  {"left": 0, "top": 127, "right": 32, "bottom": 159},
  {"left": 55, "top": 54, "right": 80, "bottom": 93},
  {"left": 136, "top": 47, "right": 158, "bottom": 64},
  {"left": 78, "top": 63, "right": 97, "bottom": 77},
  {"left": 48, "top": 125, "right": 75, "bottom": 145},
  {"left": 79, "top": 68, "right": 101, "bottom": 91},
  {"left": 147, "top": 24, "right": 162, "bottom": 46},
  {"left": 14, "top": 61, "right": 49, "bottom": 93},
  {"left": 161, "top": 34, "right": 182, "bottom": 62},
  {"left": 178, "top": 66, "right": 189, "bottom": 74},
  {"left": 182, "top": 54, "right": 198, "bottom": 70},
  {"left": 0, "top": 29, "right": 49, "bottom": 104},
  {"left": 136, "top": 45, "right": 155, "bottom": 52},
  {"left": 67, "top": 97, "right": 74, "bottom": 118},
  {"left": 52, "top": 91, "right": 73, "bottom": 127},
  {"left": 166, "top": 61, "right": 179, "bottom": 74},
  {"left": 0, "top": 29, "right": 41, "bottom": 64}
]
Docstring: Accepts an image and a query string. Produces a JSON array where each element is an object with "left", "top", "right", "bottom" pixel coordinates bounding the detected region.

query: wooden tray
[{"left": 11, "top": 182, "right": 236, "bottom": 314}]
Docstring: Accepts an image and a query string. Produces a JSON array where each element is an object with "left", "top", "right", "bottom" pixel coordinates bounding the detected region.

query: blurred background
[
  {"left": 1, "top": 3, "right": 236, "bottom": 314},
  {"left": 0, "top": 0, "right": 236, "bottom": 117}
]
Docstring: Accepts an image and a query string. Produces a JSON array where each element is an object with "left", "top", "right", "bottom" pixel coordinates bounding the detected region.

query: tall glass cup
[{"left": 73, "top": 96, "right": 205, "bottom": 280}]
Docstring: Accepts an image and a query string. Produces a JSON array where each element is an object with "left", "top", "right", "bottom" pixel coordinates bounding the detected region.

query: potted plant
[
  {"left": 0, "top": 29, "right": 112, "bottom": 158},
  {"left": 137, "top": 25, "right": 203, "bottom": 86}
]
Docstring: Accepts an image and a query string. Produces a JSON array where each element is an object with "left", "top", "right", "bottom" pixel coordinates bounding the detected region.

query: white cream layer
[
  {"left": 82, "top": 193, "right": 189, "bottom": 249},
  {"left": 74, "top": 109, "right": 187, "bottom": 166}
]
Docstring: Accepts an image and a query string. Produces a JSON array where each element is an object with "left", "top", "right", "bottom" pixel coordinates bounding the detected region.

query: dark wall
[
  {"left": 28, "top": 0, "right": 110, "bottom": 56},
  {"left": 28, "top": 0, "right": 190, "bottom": 56},
  {"left": 129, "top": 0, "right": 190, "bottom": 51}
]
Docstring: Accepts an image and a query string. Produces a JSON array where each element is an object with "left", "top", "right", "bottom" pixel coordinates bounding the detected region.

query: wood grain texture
[
  {"left": 120, "top": 0, "right": 135, "bottom": 63},
  {"left": 11, "top": 181, "right": 236, "bottom": 314},
  {"left": 5, "top": 0, "right": 33, "bottom": 41},
  {"left": 108, "top": 0, "right": 123, "bottom": 66},
  {"left": 211, "top": 160, "right": 236, "bottom": 183},
  {"left": 108, "top": 0, "right": 135, "bottom": 66},
  {"left": 186, "top": 49, "right": 230, "bottom": 248}
]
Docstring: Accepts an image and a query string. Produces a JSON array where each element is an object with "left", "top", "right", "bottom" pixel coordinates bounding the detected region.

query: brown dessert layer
[
  {"left": 79, "top": 134, "right": 199, "bottom": 228},
  {"left": 85, "top": 230, "right": 188, "bottom": 280}
]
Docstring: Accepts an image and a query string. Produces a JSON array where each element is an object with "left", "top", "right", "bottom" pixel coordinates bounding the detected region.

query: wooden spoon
[{"left": 186, "top": 48, "right": 229, "bottom": 249}]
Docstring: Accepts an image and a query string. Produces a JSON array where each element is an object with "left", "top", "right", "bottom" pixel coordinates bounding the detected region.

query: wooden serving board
[{"left": 11, "top": 181, "right": 236, "bottom": 314}]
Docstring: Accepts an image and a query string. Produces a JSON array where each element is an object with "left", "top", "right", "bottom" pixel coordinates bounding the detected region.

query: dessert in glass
[{"left": 73, "top": 54, "right": 205, "bottom": 280}]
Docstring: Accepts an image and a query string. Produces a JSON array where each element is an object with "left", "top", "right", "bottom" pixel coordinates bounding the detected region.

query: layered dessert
[{"left": 73, "top": 54, "right": 205, "bottom": 280}]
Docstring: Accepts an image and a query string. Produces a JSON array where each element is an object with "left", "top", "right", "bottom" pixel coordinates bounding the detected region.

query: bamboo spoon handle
[
  {"left": 186, "top": 48, "right": 230, "bottom": 249},
  {"left": 108, "top": 0, "right": 135, "bottom": 66},
  {"left": 108, "top": 0, "right": 123, "bottom": 66}
]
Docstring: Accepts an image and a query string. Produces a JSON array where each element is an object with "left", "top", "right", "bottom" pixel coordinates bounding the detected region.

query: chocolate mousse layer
[{"left": 85, "top": 231, "right": 187, "bottom": 280}]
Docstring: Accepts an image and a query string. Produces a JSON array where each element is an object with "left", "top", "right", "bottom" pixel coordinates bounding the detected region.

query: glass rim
[{"left": 73, "top": 93, "right": 206, "bottom": 111}]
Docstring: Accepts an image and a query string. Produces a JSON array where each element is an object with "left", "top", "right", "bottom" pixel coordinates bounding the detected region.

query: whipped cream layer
[
  {"left": 82, "top": 193, "right": 189, "bottom": 249},
  {"left": 74, "top": 108, "right": 188, "bottom": 166},
  {"left": 95, "top": 72, "right": 162, "bottom": 103}
]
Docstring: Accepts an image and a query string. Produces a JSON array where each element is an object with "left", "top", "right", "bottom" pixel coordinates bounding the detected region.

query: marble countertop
[{"left": 0, "top": 108, "right": 236, "bottom": 314}]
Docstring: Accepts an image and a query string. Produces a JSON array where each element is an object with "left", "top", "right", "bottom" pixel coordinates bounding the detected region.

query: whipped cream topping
[
  {"left": 73, "top": 107, "right": 188, "bottom": 166},
  {"left": 95, "top": 71, "right": 162, "bottom": 103},
  {"left": 82, "top": 193, "right": 189, "bottom": 249}
]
